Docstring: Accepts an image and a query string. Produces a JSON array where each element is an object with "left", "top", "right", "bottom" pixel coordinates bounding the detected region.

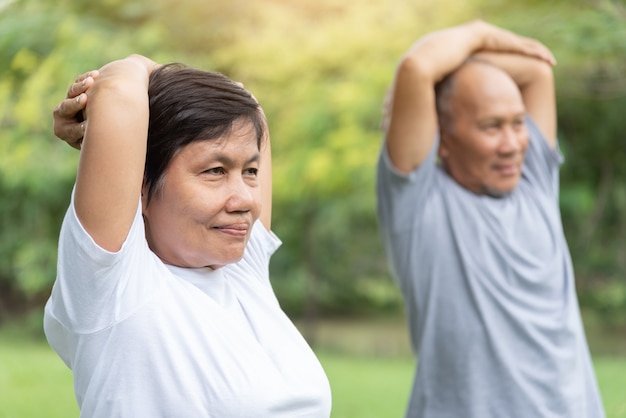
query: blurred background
[{"left": 1, "top": 0, "right": 625, "bottom": 416}]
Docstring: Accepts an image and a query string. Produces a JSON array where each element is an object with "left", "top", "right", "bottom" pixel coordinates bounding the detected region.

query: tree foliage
[{"left": 1, "top": 0, "right": 625, "bottom": 323}]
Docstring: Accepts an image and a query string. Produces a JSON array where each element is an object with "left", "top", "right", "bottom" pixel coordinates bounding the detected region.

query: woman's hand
[{"left": 52, "top": 70, "right": 99, "bottom": 149}]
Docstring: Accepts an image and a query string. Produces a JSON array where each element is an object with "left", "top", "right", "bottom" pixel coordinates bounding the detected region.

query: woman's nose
[{"left": 225, "top": 176, "right": 255, "bottom": 213}]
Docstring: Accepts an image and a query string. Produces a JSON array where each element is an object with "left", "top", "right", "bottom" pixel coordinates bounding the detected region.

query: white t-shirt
[{"left": 44, "top": 193, "right": 331, "bottom": 417}]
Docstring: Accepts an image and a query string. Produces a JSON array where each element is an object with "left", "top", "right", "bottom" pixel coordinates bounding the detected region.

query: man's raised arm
[{"left": 384, "top": 20, "right": 556, "bottom": 174}]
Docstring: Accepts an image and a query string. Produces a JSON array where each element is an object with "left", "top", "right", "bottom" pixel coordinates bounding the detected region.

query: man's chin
[{"left": 484, "top": 185, "right": 516, "bottom": 198}]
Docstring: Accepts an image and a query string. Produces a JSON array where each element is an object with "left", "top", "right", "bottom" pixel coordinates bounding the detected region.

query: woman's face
[{"left": 142, "top": 120, "right": 262, "bottom": 269}]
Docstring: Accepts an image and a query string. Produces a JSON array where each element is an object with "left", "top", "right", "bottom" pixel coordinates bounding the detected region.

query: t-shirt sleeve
[
  {"left": 47, "top": 187, "right": 157, "bottom": 334},
  {"left": 376, "top": 134, "right": 439, "bottom": 234},
  {"left": 376, "top": 136, "right": 441, "bottom": 296},
  {"left": 521, "top": 116, "right": 564, "bottom": 198}
]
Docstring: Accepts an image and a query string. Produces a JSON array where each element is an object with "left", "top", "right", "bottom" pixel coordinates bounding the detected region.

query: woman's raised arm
[{"left": 74, "top": 54, "right": 158, "bottom": 252}]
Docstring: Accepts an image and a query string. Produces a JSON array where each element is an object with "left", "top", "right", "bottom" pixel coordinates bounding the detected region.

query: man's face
[{"left": 439, "top": 62, "right": 529, "bottom": 197}]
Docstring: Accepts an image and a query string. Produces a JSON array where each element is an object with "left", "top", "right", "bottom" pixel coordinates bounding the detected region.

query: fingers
[
  {"left": 497, "top": 27, "right": 556, "bottom": 66},
  {"left": 53, "top": 98, "right": 87, "bottom": 149},
  {"left": 67, "top": 70, "right": 99, "bottom": 99},
  {"left": 53, "top": 117, "right": 85, "bottom": 150},
  {"left": 54, "top": 92, "right": 87, "bottom": 121},
  {"left": 54, "top": 72, "right": 95, "bottom": 147},
  {"left": 64, "top": 125, "right": 86, "bottom": 150},
  {"left": 53, "top": 95, "right": 87, "bottom": 144},
  {"left": 476, "top": 21, "right": 556, "bottom": 66},
  {"left": 74, "top": 70, "right": 99, "bottom": 84},
  {"left": 521, "top": 38, "right": 557, "bottom": 66}
]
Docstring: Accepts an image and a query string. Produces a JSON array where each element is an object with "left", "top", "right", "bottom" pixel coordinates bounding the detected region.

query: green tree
[
  {"left": 0, "top": 0, "right": 165, "bottom": 319},
  {"left": 1, "top": 0, "right": 625, "bottom": 326}
]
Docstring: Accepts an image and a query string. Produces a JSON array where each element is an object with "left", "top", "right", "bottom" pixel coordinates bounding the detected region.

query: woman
[{"left": 44, "top": 55, "right": 331, "bottom": 417}]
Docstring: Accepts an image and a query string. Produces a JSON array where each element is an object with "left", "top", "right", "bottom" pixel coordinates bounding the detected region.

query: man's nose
[{"left": 499, "top": 125, "right": 523, "bottom": 154}]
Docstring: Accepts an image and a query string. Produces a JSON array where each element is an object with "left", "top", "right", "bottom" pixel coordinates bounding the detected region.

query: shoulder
[
  {"left": 225, "top": 220, "right": 281, "bottom": 287},
  {"left": 523, "top": 115, "right": 563, "bottom": 174},
  {"left": 247, "top": 220, "right": 282, "bottom": 259}
]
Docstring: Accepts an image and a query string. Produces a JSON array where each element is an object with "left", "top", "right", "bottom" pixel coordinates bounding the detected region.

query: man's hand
[
  {"left": 472, "top": 20, "right": 556, "bottom": 66},
  {"left": 53, "top": 70, "right": 99, "bottom": 149}
]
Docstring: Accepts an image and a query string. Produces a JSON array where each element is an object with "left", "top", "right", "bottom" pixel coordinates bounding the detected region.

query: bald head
[{"left": 436, "top": 59, "right": 524, "bottom": 135}]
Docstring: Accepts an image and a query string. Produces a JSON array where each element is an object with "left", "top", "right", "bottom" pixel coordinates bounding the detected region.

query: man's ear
[{"left": 438, "top": 130, "right": 450, "bottom": 159}]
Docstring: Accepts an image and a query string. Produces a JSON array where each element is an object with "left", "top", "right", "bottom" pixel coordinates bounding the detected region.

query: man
[{"left": 377, "top": 20, "right": 605, "bottom": 417}]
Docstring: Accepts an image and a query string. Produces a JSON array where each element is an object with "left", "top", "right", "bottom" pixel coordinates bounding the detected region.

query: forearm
[
  {"left": 471, "top": 51, "right": 553, "bottom": 90},
  {"left": 75, "top": 55, "right": 156, "bottom": 251},
  {"left": 402, "top": 21, "right": 489, "bottom": 83},
  {"left": 81, "top": 56, "right": 152, "bottom": 178},
  {"left": 401, "top": 20, "right": 554, "bottom": 82}
]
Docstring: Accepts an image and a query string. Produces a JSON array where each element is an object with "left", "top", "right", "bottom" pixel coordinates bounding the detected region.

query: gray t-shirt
[{"left": 376, "top": 117, "right": 605, "bottom": 418}]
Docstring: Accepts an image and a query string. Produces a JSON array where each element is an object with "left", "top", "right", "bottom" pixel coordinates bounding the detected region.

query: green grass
[
  {"left": 0, "top": 331, "right": 78, "bottom": 418},
  {"left": 596, "top": 359, "right": 626, "bottom": 417},
  {"left": 319, "top": 352, "right": 626, "bottom": 418},
  {"left": 318, "top": 351, "right": 414, "bottom": 418},
  {"left": 1, "top": 323, "right": 625, "bottom": 417}
]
